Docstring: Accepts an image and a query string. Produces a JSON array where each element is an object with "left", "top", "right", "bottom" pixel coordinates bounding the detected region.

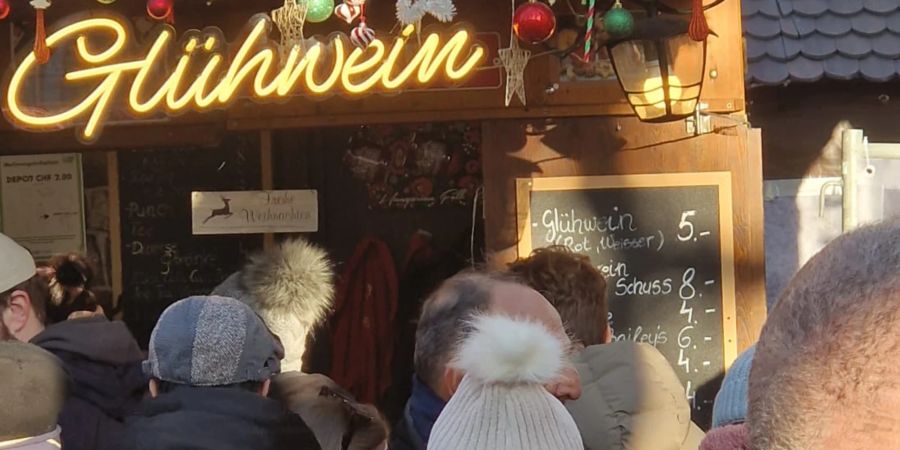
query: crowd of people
[{"left": 1, "top": 218, "right": 898, "bottom": 450}]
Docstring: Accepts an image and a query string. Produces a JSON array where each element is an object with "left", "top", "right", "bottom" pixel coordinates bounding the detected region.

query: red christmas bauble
[
  {"left": 147, "top": 0, "right": 173, "bottom": 21},
  {"left": 513, "top": 1, "right": 557, "bottom": 45},
  {"left": 0, "top": 0, "right": 10, "bottom": 21}
]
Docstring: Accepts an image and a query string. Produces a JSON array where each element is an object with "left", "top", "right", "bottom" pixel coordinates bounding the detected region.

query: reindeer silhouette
[{"left": 202, "top": 196, "right": 233, "bottom": 224}]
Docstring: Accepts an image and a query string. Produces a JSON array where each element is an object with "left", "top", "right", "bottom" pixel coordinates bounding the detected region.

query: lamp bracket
[{"left": 686, "top": 102, "right": 710, "bottom": 136}]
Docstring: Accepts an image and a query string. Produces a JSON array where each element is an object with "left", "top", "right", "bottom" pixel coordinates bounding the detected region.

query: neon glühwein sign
[{"left": 3, "top": 15, "right": 486, "bottom": 142}]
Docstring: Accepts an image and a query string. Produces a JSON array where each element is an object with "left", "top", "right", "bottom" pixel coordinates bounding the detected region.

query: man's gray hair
[
  {"left": 748, "top": 219, "right": 900, "bottom": 449},
  {"left": 413, "top": 271, "right": 515, "bottom": 389}
]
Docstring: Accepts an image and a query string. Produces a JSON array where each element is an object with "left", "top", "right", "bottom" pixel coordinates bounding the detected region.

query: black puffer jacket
[
  {"left": 117, "top": 384, "right": 322, "bottom": 450},
  {"left": 30, "top": 316, "right": 146, "bottom": 450}
]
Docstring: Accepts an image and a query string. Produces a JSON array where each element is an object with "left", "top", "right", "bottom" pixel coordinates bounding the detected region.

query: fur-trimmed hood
[{"left": 213, "top": 239, "right": 334, "bottom": 372}]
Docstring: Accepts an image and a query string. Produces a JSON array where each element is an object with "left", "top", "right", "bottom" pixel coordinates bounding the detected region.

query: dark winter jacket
[
  {"left": 389, "top": 377, "right": 444, "bottom": 450},
  {"left": 116, "top": 385, "right": 322, "bottom": 450},
  {"left": 30, "top": 317, "right": 146, "bottom": 450}
]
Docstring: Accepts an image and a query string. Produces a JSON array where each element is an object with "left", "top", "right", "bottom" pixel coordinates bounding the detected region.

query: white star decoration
[
  {"left": 498, "top": 40, "right": 530, "bottom": 107},
  {"left": 272, "top": 0, "right": 309, "bottom": 58}
]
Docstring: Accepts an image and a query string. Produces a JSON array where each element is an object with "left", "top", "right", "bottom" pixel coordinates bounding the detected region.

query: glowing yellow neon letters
[{"left": 5, "top": 18, "right": 486, "bottom": 141}]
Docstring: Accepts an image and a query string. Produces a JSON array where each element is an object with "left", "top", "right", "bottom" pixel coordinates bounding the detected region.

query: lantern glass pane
[
  {"left": 610, "top": 34, "right": 706, "bottom": 120},
  {"left": 665, "top": 35, "right": 705, "bottom": 116}
]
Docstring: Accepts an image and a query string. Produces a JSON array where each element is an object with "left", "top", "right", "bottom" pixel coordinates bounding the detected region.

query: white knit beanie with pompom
[{"left": 427, "top": 315, "right": 584, "bottom": 450}]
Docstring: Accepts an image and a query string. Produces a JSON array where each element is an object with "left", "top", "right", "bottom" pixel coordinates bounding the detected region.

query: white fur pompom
[
  {"left": 240, "top": 238, "right": 334, "bottom": 371},
  {"left": 452, "top": 315, "right": 565, "bottom": 384},
  {"left": 240, "top": 238, "right": 334, "bottom": 325}
]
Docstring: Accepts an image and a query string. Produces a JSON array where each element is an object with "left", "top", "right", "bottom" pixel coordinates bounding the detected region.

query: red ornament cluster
[{"left": 513, "top": 1, "right": 556, "bottom": 45}]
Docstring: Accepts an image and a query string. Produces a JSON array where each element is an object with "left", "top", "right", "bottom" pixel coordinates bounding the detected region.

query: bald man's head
[
  {"left": 748, "top": 220, "right": 900, "bottom": 450},
  {"left": 413, "top": 272, "right": 576, "bottom": 400}
]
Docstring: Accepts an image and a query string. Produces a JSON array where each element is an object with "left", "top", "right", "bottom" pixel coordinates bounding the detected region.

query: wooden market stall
[{"left": 0, "top": 0, "right": 764, "bottom": 427}]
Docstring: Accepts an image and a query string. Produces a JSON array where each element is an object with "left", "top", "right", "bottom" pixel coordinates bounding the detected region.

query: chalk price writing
[
  {"left": 680, "top": 300, "right": 694, "bottom": 324},
  {"left": 680, "top": 267, "right": 697, "bottom": 300},
  {"left": 678, "top": 266, "right": 697, "bottom": 406},
  {"left": 685, "top": 381, "right": 697, "bottom": 410},
  {"left": 5, "top": 173, "right": 73, "bottom": 183},
  {"left": 678, "top": 325, "right": 694, "bottom": 350},
  {"left": 677, "top": 210, "right": 697, "bottom": 242}
]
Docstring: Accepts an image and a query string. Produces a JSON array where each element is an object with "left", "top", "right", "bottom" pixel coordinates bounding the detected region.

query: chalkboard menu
[
  {"left": 118, "top": 138, "right": 262, "bottom": 348},
  {"left": 517, "top": 173, "right": 737, "bottom": 427}
]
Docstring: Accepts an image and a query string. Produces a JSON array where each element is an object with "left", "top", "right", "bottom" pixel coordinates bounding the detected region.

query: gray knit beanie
[
  {"left": 428, "top": 315, "right": 583, "bottom": 450},
  {"left": 143, "top": 296, "right": 284, "bottom": 386},
  {"left": 0, "top": 341, "right": 66, "bottom": 441},
  {"left": 712, "top": 345, "right": 756, "bottom": 428}
]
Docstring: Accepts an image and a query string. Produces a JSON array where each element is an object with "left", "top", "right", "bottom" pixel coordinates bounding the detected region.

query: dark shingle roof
[{"left": 743, "top": 0, "right": 900, "bottom": 85}]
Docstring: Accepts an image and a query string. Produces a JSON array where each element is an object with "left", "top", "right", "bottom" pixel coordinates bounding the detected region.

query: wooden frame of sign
[{"left": 516, "top": 172, "right": 738, "bottom": 412}]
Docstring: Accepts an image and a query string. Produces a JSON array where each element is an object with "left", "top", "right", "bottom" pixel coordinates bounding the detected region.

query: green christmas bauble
[
  {"left": 303, "top": 0, "right": 334, "bottom": 23},
  {"left": 603, "top": 7, "right": 634, "bottom": 39}
]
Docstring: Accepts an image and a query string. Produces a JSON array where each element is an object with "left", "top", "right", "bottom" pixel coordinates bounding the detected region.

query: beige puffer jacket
[
  {"left": 565, "top": 342, "right": 705, "bottom": 450},
  {"left": 272, "top": 372, "right": 389, "bottom": 450}
]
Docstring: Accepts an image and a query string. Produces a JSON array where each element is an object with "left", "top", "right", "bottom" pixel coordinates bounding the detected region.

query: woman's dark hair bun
[{"left": 51, "top": 253, "right": 92, "bottom": 288}]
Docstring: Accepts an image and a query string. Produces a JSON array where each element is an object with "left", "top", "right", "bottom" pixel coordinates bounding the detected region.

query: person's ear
[
  {"left": 441, "top": 367, "right": 465, "bottom": 400},
  {"left": 604, "top": 324, "right": 614, "bottom": 344},
  {"left": 4, "top": 291, "right": 33, "bottom": 334},
  {"left": 148, "top": 379, "right": 159, "bottom": 398},
  {"left": 260, "top": 379, "right": 271, "bottom": 397},
  {"left": 545, "top": 363, "right": 582, "bottom": 401}
]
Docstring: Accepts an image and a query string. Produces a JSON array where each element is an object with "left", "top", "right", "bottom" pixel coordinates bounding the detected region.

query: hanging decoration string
[
  {"left": 505, "top": 0, "right": 513, "bottom": 49},
  {"left": 31, "top": 0, "right": 51, "bottom": 65},
  {"left": 688, "top": 0, "right": 711, "bottom": 41},
  {"left": 863, "top": 136, "right": 876, "bottom": 175},
  {"left": 581, "top": 0, "right": 596, "bottom": 62},
  {"left": 350, "top": 1, "right": 377, "bottom": 48},
  {"left": 470, "top": 186, "right": 483, "bottom": 267}
]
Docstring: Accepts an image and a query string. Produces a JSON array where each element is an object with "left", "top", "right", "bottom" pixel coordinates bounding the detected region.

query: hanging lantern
[
  {"left": 97, "top": 0, "right": 117, "bottom": 4},
  {"left": 513, "top": 1, "right": 556, "bottom": 45},
  {"left": 147, "top": 0, "right": 173, "bottom": 21},
  {"left": 607, "top": 16, "right": 706, "bottom": 122},
  {"left": 305, "top": 0, "right": 334, "bottom": 23},
  {"left": 0, "top": 0, "right": 10, "bottom": 20}
]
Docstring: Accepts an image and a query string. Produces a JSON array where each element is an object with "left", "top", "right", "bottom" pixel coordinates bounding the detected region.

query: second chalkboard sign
[
  {"left": 118, "top": 137, "right": 262, "bottom": 348},
  {"left": 517, "top": 172, "right": 737, "bottom": 428}
]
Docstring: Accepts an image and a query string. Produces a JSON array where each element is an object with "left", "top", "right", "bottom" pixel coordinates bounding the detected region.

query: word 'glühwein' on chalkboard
[{"left": 517, "top": 173, "right": 737, "bottom": 429}]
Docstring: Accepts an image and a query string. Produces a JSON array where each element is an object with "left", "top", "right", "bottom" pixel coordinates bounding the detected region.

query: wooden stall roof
[{"left": 0, "top": 0, "right": 747, "bottom": 152}]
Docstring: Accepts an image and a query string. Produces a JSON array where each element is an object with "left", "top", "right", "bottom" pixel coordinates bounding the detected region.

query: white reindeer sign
[{"left": 191, "top": 190, "right": 318, "bottom": 235}]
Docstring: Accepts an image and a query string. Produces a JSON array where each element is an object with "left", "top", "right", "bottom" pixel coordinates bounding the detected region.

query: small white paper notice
[
  {"left": 191, "top": 190, "right": 318, "bottom": 235},
  {"left": 0, "top": 153, "right": 85, "bottom": 259}
]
